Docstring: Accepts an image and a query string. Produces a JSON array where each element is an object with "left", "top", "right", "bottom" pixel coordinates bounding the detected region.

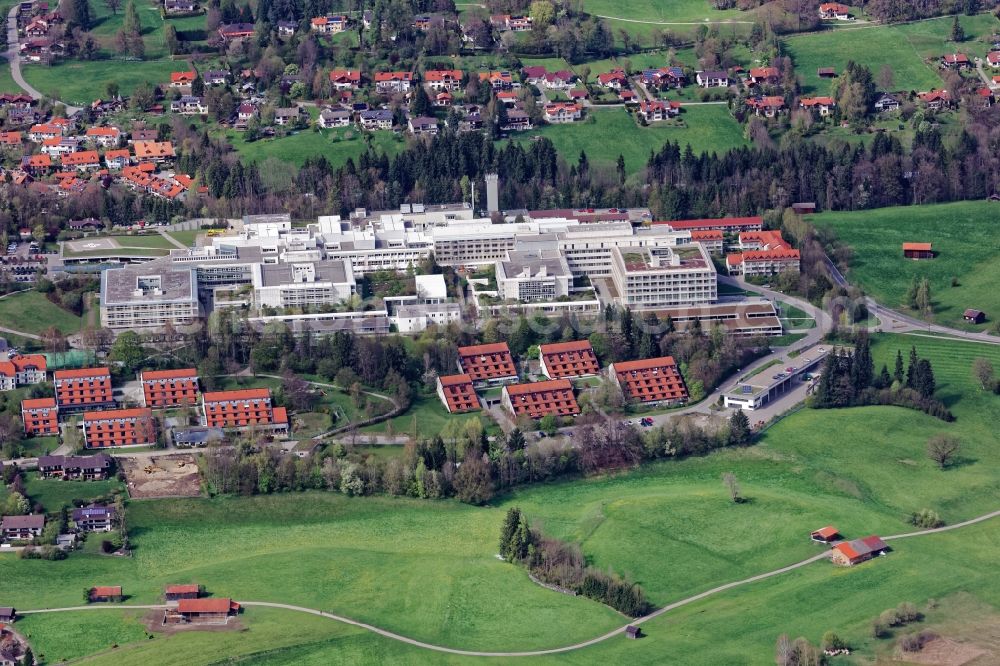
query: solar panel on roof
[{"left": 741, "top": 385, "right": 752, "bottom": 394}]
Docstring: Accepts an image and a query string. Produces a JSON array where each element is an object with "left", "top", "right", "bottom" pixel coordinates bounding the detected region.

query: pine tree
[
  {"left": 906, "top": 346, "right": 918, "bottom": 388},
  {"left": 728, "top": 409, "right": 751, "bottom": 447},
  {"left": 876, "top": 363, "right": 891, "bottom": 389},
  {"left": 950, "top": 15, "right": 965, "bottom": 42},
  {"left": 71, "top": 0, "right": 93, "bottom": 29},
  {"left": 894, "top": 349, "right": 905, "bottom": 384}
]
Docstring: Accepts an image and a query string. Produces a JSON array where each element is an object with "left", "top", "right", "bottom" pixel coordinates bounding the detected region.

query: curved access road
[
  {"left": 591, "top": 14, "right": 753, "bottom": 25},
  {"left": 16, "top": 509, "right": 1000, "bottom": 658},
  {"left": 2, "top": 4, "right": 81, "bottom": 114}
]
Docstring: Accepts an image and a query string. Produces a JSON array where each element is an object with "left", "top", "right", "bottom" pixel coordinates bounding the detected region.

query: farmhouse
[
  {"left": 747, "top": 66, "right": 779, "bottom": 85},
  {"left": 72, "top": 505, "right": 116, "bottom": 532},
  {"left": 918, "top": 89, "right": 952, "bottom": 110},
  {"left": 436, "top": 374, "right": 480, "bottom": 413},
  {"left": 202, "top": 388, "right": 288, "bottom": 433},
  {"left": 902, "top": 242, "right": 933, "bottom": 259},
  {"left": 165, "top": 584, "right": 201, "bottom": 601},
  {"left": 141, "top": 368, "right": 200, "bottom": 408},
  {"left": 608, "top": 356, "right": 688, "bottom": 406},
  {"left": 988, "top": 52, "right": 1000, "bottom": 68},
  {"left": 328, "top": 69, "right": 361, "bottom": 90},
  {"left": 696, "top": 71, "right": 729, "bottom": 88},
  {"left": 1, "top": 514, "right": 44, "bottom": 542},
  {"left": 747, "top": 96, "right": 786, "bottom": 117},
  {"left": 831, "top": 536, "right": 889, "bottom": 566},
  {"left": 20, "top": 397, "right": 58, "bottom": 435},
  {"left": 501, "top": 379, "right": 580, "bottom": 419},
  {"left": 638, "top": 100, "right": 680, "bottom": 122},
  {"left": 810, "top": 526, "right": 840, "bottom": 543},
  {"left": 83, "top": 407, "right": 156, "bottom": 448},
  {"left": 53, "top": 367, "right": 114, "bottom": 410},
  {"left": 169, "top": 70, "right": 196, "bottom": 87},
  {"left": 457, "top": 342, "right": 518, "bottom": 386},
  {"left": 217, "top": 23, "right": 255, "bottom": 41},
  {"left": 941, "top": 53, "right": 970, "bottom": 70},
  {"left": 963, "top": 308, "right": 986, "bottom": 324},
  {"left": 538, "top": 340, "right": 601, "bottom": 379},
  {"left": 89, "top": 586, "right": 123, "bottom": 602},
  {"left": 818, "top": 2, "right": 851, "bottom": 19}
]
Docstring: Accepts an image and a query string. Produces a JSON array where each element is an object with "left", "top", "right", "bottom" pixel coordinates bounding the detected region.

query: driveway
[{"left": 2, "top": 4, "right": 81, "bottom": 114}]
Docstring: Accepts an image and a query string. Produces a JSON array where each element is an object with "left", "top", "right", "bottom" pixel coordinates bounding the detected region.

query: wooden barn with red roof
[
  {"left": 608, "top": 356, "right": 688, "bottom": 406},
  {"left": 538, "top": 340, "right": 601, "bottom": 379},
  {"left": 457, "top": 343, "right": 518, "bottom": 385},
  {"left": 172, "top": 598, "right": 240, "bottom": 621},
  {"left": 436, "top": 374, "right": 480, "bottom": 413},
  {"left": 501, "top": 379, "right": 580, "bottom": 419},
  {"left": 903, "top": 242, "right": 933, "bottom": 259},
  {"left": 831, "top": 536, "right": 889, "bottom": 566}
]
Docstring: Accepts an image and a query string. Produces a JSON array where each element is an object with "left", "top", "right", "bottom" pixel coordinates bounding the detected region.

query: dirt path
[{"left": 16, "top": 509, "right": 1000, "bottom": 658}]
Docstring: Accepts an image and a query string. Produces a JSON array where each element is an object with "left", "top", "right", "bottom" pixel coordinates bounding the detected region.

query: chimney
[{"left": 485, "top": 173, "right": 499, "bottom": 213}]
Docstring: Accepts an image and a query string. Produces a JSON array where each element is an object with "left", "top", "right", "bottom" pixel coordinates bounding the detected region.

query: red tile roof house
[
  {"left": 217, "top": 22, "right": 255, "bottom": 41},
  {"left": 436, "top": 374, "right": 481, "bottom": 413},
  {"left": 543, "top": 102, "right": 582, "bottom": 123},
  {"left": 165, "top": 584, "right": 202, "bottom": 601},
  {"left": 597, "top": 69, "right": 628, "bottom": 90},
  {"left": 374, "top": 71, "right": 414, "bottom": 94},
  {"left": 501, "top": 379, "right": 581, "bottom": 419},
  {"left": 0, "top": 353, "right": 46, "bottom": 390},
  {"left": 608, "top": 356, "right": 688, "bottom": 406},
  {"left": 941, "top": 53, "right": 971, "bottom": 70},
  {"left": 902, "top": 242, "right": 933, "bottom": 259},
  {"left": 918, "top": 89, "right": 953, "bottom": 110},
  {"left": 457, "top": 342, "right": 519, "bottom": 386},
  {"left": 799, "top": 96, "right": 836, "bottom": 116},
  {"left": 747, "top": 66, "right": 779, "bottom": 86},
  {"left": 169, "top": 70, "right": 197, "bottom": 87},
  {"left": 21, "top": 397, "right": 58, "bottom": 436},
  {"left": 638, "top": 99, "right": 680, "bottom": 122},
  {"left": 747, "top": 95, "right": 786, "bottom": 117},
  {"left": 542, "top": 70, "right": 576, "bottom": 90},
  {"left": 818, "top": 2, "right": 851, "bottom": 20},
  {"left": 830, "top": 535, "right": 889, "bottom": 566},
  {"left": 53, "top": 367, "right": 114, "bottom": 411},
  {"left": 201, "top": 388, "right": 289, "bottom": 433},
  {"left": 424, "top": 69, "right": 464, "bottom": 91},
  {"left": 329, "top": 69, "right": 361, "bottom": 90},
  {"left": 85, "top": 126, "right": 121, "bottom": 147},
  {"left": 140, "top": 368, "right": 199, "bottom": 408},
  {"left": 61, "top": 150, "right": 101, "bottom": 171},
  {"left": 539, "top": 340, "right": 601, "bottom": 379},
  {"left": 479, "top": 70, "right": 513, "bottom": 90},
  {"left": 88, "top": 586, "right": 123, "bottom": 602},
  {"left": 1, "top": 514, "right": 45, "bottom": 542}
]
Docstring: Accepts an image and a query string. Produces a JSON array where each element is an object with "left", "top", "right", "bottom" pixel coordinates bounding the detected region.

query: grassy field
[
  {"left": 360, "top": 391, "right": 493, "bottom": 439},
  {"left": 24, "top": 472, "right": 123, "bottom": 513},
  {"left": 808, "top": 201, "right": 1000, "bottom": 329},
  {"left": 5, "top": 333, "right": 1000, "bottom": 662},
  {"left": 225, "top": 126, "right": 407, "bottom": 167},
  {"left": 581, "top": 0, "right": 750, "bottom": 45},
  {"left": 23, "top": 59, "right": 182, "bottom": 107},
  {"left": 0, "top": 290, "right": 84, "bottom": 335},
  {"left": 785, "top": 13, "right": 999, "bottom": 95},
  {"left": 507, "top": 106, "right": 747, "bottom": 178},
  {"left": 163, "top": 229, "right": 201, "bottom": 247}
]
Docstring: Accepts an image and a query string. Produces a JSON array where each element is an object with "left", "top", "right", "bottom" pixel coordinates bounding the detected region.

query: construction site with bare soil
[{"left": 119, "top": 454, "right": 202, "bottom": 499}]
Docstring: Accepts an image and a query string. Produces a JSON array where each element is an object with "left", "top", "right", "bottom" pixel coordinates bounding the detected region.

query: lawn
[
  {"left": 506, "top": 106, "right": 747, "bottom": 178},
  {"left": 784, "top": 13, "right": 999, "bottom": 95},
  {"left": 163, "top": 229, "right": 201, "bottom": 247},
  {"left": 6, "top": 334, "right": 1000, "bottom": 662},
  {"left": 807, "top": 200, "right": 1000, "bottom": 329},
  {"left": 0, "top": 290, "right": 84, "bottom": 335},
  {"left": 24, "top": 472, "right": 124, "bottom": 513},
  {"left": 225, "top": 126, "right": 407, "bottom": 167},
  {"left": 360, "top": 391, "right": 493, "bottom": 439},
  {"left": 581, "top": 0, "right": 751, "bottom": 46},
  {"left": 23, "top": 59, "right": 181, "bottom": 107}
]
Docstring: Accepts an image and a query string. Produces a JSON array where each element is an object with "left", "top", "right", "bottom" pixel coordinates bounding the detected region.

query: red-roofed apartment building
[
  {"left": 538, "top": 340, "right": 601, "bottom": 379},
  {"left": 726, "top": 230, "right": 800, "bottom": 277},
  {"left": 0, "top": 354, "right": 47, "bottom": 390},
  {"left": 83, "top": 407, "right": 156, "bottom": 448},
  {"left": 21, "top": 397, "right": 58, "bottom": 435},
  {"left": 831, "top": 535, "right": 889, "bottom": 566},
  {"left": 608, "top": 356, "right": 688, "bottom": 406},
  {"left": 653, "top": 216, "right": 763, "bottom": 233},
  {"left": 501, "top": 379, "right": 580, "bottom": 419},
  {"left": 457, "top": 343, "right": 518, "bottom": 386},
  {"left": 140, "top": 368, "right": 199, "bottom": 408},
  {"left": 202, "top": 388, "right": 289, "bottom": 432},
  {"left": 436, "top": 374, "right": 480, "bottom": 413},
  {"left": 690, "top": 230, "right": 724, "bottom": 254},
  {"left": 54, "top": 367, "right": 114, "bottom": 410}
]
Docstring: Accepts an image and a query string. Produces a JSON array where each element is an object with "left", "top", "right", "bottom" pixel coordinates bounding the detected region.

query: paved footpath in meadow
[{"left": 15, "top": 509, "right": 1000, "bottom": 658}]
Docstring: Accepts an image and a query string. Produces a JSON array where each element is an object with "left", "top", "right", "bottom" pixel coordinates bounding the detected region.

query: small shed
[
  {"left": 625, "top": 625, "right": 641, "bottom": 639},
  {"left": 902, "top": 242, "right": 933, "bottom": 259},
  {"left": 792, "top": 202, "right": 816, "bottom": 215},
  {"left": 817, "top": 67, "right": 837, "bottom": 78},
  {"left": 964, "top": 309, "right": 986, "bottom": 324},
  {"left": 810, "top": 526, "right": 840, "bottom": 543},
  {"left": 165, "top": 584, "right": 201, "bottom": 601},
  {"left": 0, "top": 608, "right": 15, "bottom": 623}
]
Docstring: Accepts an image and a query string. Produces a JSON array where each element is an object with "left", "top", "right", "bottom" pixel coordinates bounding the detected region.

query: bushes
[
  {"left": 909, "top": 508, "right": 944, "bottom": 529},
  {"left": 898, "top": 630, "right": 939, "bottom": 653},
  {"left": 498, "top": 507, "right": 653, "bottom": 617},
  {"left": 872, "top": 601, "right": 922, "bottom": 637}
]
